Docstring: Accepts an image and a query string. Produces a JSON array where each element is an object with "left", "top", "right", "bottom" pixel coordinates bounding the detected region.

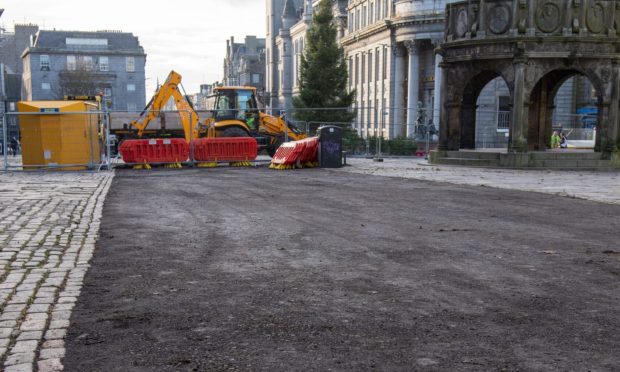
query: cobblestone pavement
[
  {"left": 344, "top": 157, "right": 620, "bottom": 204},
  {"left": 0, "top": 172, "right": 113, "bottom": 372}
]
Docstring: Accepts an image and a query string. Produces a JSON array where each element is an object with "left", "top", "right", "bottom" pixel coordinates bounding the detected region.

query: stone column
[
  {"left": 528, "top": 0, "right": 537, "bottom": 35},
  {"left": 438, "top": 64, "right": 451, "bottom": 151},
  {"left": 608, "top": 60, "right": 620, "bottom": 154},
  {"left": 392, "top": 45, "right": 406, "bottom": 138},
  {"left": 280, "top": 39, "right": 293, "bottom": 111},
  {"left": 404, "top": 41, "right": 420, "bottom": 138},
  {"left": 510, "top": 59, "right": 528, "bottom": 152},
  {"left": 433, "top": 52, "right": 443, "bottom": 130},
  {"left": 478, "top": 0, "right": 487, "bottom": 37}
]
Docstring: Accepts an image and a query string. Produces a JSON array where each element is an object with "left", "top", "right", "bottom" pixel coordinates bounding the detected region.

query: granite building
[
  {"left": 223, "top": 36, "right": 266, "bottom": 101},
  {"left": 21, "top": 30, "right": 146, "bottom": 111},
  {"left": 0, "top": 16, "right": 39, "bottom": 144}
]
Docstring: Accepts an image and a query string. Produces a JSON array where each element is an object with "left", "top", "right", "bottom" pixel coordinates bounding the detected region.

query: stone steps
[
  {"left": 431, "top": 150, "right": 618, "bottom": 170},
  {"left": 444, "top": 151, "right": 501, "bottom": 160},
  {"left": 435, "top": 157, "right": 499, "bottom": 167}
]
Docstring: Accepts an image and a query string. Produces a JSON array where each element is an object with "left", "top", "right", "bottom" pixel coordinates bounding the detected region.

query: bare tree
[{"left": 56, "top": 66, "right": 104, "bottom": 99}]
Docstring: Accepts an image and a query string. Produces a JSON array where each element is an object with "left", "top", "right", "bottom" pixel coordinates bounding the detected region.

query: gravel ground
[
  {"left": 62, "top": 167, "right": 620, "bottom": 371},
  {"left": 343, "top": 157, "right": 620, "bottom": 204}
]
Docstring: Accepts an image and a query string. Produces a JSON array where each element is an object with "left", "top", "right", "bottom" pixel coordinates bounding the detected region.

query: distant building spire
[
  {"left": 303, "top": 0, "right": 313, "bottom": 23},
  {"left": 282, "top": 0, "right": 297, "bottom": 22}
]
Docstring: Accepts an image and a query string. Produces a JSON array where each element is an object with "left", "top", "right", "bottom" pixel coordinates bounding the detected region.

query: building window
[
  {"left": 40, "top": 55, "right": 50, "bottom": 71},
  {"left": 126, "top": 57, "right": 135, "bottom": 72},
  {"left": 67, "top": 55, "right": 77, "bottom": 71},
  {"left": 370, "top": 3, "right": 374, "bottom": 24},
  {"left": 348, "top": 12, "right": 353, "bottom": 32},
  {"left": 41, "top": 82, "right": 51, "bottom": 90},
  {"left": 375, "top": 48, "right": 380, "bottom": 81},
  {"left": 361, "top": 54, "right": 365, "bottom": 84},
  {"left": 378, "top": 0, "right": 382, "bottom": 19},
  {"left": 127, "top": 83, "right": 136, "bottom": 92},
  {"left": 362, "top": 6, "right": 367, "bottom": 28},
  {"left": 348, "top": 57, "right": 353, "bottom": 87},
  {"left": 104, "top": 87, "right": 112, "bottom": 97},
  {"left": 252, "top": 74, "right": 260, "bottom": 84},
  {"left": 99, "top": 56, "right": 109, "bottom": 72},
  {"left": 382, "top": 48, "right": 387, "bottom": 79},
  {"left": 127, "top": 103, "right": 137, "bottom": 112},
  {"left": 355, "top": 55, "right": 359, "bottom": 85},
  {"left": 81, "top": 56, "right": 94, "bottom": 71},
  {"left": 497, "top": 96, "right": 511, "bottom": 131},
  {"left": 368, "top": 52, "right": 373, "bottom": 83}
]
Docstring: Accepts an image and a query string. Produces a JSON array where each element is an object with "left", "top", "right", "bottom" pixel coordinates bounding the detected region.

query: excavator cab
[
  {"left": 209, "top": 86, "right": 307, "bottom": 155},
  {"left": 212, "top": 87, "right": 260, "bottom": 130}
]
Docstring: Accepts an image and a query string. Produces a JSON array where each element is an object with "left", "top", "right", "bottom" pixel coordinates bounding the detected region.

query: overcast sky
[{"left": 1, "top": 0, "right": 265, "bottom": 97}]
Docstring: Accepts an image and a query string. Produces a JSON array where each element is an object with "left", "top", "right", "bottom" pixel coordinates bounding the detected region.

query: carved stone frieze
[
  {"left": 487, "top": 5, "right": 512, "bottom": 35},
  {"left": 536, "top": 1, "right": 563, "bottom": 33},
  {"left": 440, "top": 0, "right": 620, "bottom": 156},
  {"left": 456, "top": 8, "right": 469, "bottom": 38},
  {"left": 586, "top": 2, "right": 605, "bottom": 34}
]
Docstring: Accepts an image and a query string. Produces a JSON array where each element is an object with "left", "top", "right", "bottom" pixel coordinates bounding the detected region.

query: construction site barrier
[
  {"left": 190, "top": 137, "right": 258, "bottom": 162},
  {"left": 270, "top": 136, "right": 319, "bottom": 169},
  {"left": 119, "top": 138, "right": 189, "bottom": 164}
]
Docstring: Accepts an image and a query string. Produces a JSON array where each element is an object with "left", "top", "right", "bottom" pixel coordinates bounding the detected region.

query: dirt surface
[{"left": 64, "top": 168, "right": 620, "bottom": 371}]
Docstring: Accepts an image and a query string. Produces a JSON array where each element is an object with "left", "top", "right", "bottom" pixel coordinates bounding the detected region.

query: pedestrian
[
  {"left": 550, "top": 131, "right": 561, "bottom": 149},
  {"left": 560, "top": 132, "right": 568, "bottom": 149},
  {"left": 10, "top": 137, "right": 18, "bottom": 157}
]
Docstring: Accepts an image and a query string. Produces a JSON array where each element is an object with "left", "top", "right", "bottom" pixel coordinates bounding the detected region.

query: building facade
[
  {"left": 0, "top": 23, "right": 39, "bottom": 75},
  {"left": 268, "top": 0, "right": 590, "bottom": 144},
  {"left": 223, "top": 36, "right": 266, "bottom": 102},
  {"left": 266, "top": 0, "right": 348, "bottom": 113},
  {"left": 0, "top": 18, "right": 39, "bottom": 146},
  {"left": 341, "top": 0, "right": 447, "bottom": 139},
  {"left": 22, "top": 30, "right": 146, "bottom": 111}
]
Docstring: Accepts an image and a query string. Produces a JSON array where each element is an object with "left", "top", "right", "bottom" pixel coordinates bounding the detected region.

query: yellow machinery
[
  {"left": 17, "top": 100, "right": 101, "bottom": 170},
  {"left": 125, "top": 71, "right": 306, "bottom": 156},
  {"left": 129, "top": 70, "right": 202, "bottom": 143}
]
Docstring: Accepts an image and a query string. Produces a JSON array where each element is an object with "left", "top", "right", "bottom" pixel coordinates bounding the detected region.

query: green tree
[{"left": 293, "top": 0, "right": 355, "bottom": 127}]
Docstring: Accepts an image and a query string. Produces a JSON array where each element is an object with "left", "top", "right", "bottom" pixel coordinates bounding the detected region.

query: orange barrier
[
  {"left": 119, "top": 138, "right": 189, "bottom": 165},
  {"left": 190, "top": 137, "right": 258, "bottom": 164},
  {"left": 269, "top": 137, "right": 319, "bottom": 169}
]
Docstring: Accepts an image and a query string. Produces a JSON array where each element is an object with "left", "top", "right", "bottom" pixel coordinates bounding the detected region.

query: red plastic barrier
[
  {"left": 271, "top": 137, "right": 319, "bottom": 167},
  {"left": 298, "top": 137, "right": 319, "bottom": 163},
  {"left": 119, "top": 138, "right": 189, "bottom": 164},
  {"left": 190, "top": 137, "right": 258, "bottom": 162},
  {"left": 271, "top": 141, "right": 305, "bottom": 166}
]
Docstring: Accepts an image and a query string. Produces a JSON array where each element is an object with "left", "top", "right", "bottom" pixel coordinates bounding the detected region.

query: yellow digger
[{"left": 127, "top": 70, "right": 306, "bottom": 156}]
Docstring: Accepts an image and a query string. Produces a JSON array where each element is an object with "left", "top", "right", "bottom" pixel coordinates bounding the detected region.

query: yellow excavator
[{"left": 127, "top": 70, "right": 306, "bottom": 156}]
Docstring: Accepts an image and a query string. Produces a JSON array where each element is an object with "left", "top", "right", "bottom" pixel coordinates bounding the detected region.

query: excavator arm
[{"left": 130, "top": 70, "right": 201, "bottom": 142}]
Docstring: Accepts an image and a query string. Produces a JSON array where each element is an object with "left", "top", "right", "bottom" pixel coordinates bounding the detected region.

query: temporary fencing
[
  {"left": 191, "top": 137, "right": 258, "bottom": 167},
  {"left": 119, "top": 138, "right": 189, "bottom": 169},
  {"left": 3, "top": 103, "right": 595, "bottom": 172},
  {"left": 2, "top": 107, "right": 106, "bottom": 171}
]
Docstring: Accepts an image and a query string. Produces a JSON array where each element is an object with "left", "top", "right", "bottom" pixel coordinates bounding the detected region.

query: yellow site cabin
[{"left": 17, "top": 101, "right": 101, "bottom": 170}]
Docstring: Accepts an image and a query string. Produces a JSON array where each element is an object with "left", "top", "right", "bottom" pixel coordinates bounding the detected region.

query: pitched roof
[{"left": 26, "top": 30, "right": 144, "bottom": 55}]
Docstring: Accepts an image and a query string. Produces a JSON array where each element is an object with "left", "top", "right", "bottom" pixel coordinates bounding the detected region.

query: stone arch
[
  {"left": 526, "top": 68, "right": 605, "bottom": 151},
  {"left": 434, "top": 0, "right": 620, "bottom": 167},
  {"left": 459, "top": 70, "right": 512, "bottom": 149}
]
